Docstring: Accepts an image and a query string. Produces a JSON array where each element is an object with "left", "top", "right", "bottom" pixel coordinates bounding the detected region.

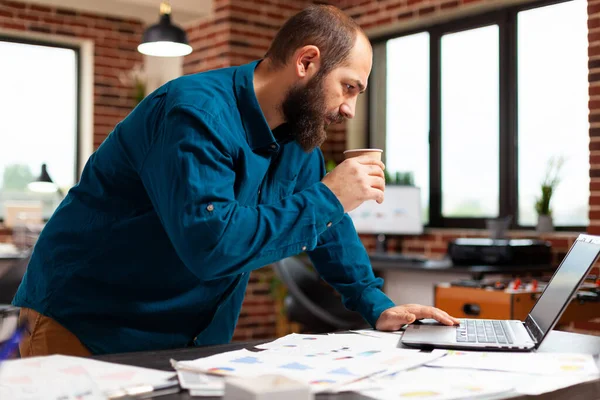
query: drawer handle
[{"left": 462, "top": 303, "right": 481, "bottom": 316}]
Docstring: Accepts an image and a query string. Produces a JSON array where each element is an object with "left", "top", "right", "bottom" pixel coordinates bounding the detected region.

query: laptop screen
[{"left": 527, "top": 237, "right": 600, "bottom": 342}]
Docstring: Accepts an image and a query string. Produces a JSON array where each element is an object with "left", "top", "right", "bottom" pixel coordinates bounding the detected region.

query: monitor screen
[
  {"left": 348, "top": 186, "right": 423, "bottom": 235},
  {"left": 529, "top": 238, "right": 599, "bottom": 336}
]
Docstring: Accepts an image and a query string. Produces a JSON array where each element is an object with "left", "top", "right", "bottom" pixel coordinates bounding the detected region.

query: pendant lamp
[{"left": 138, "top": 1, "right": 192, "bottom": 57}]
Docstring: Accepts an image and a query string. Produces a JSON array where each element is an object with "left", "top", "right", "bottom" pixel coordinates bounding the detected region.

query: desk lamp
[{"left": 27, "top": 163, "right": 64, "bottom": 197}]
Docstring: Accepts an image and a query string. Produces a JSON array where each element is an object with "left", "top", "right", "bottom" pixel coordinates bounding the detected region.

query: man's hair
[{"left": 264, "top": 5, "right": 365, "bottom": 76}]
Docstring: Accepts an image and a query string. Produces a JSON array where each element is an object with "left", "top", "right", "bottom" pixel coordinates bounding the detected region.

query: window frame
[
  {"left": 0, "top": 35, "right": 82, "bottom": 222},
  {"left": 369, "top": 0, "right": 586, "bottom": 231}
]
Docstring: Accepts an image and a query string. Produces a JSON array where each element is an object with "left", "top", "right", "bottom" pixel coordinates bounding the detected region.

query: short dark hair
[{"left": 264, "top": 5, "right": 365, "bottom": 76}]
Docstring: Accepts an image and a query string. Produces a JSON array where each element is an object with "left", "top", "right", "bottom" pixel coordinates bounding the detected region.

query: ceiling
[{"left": 22, "top": 0, "right": 213, "bottom": 25}]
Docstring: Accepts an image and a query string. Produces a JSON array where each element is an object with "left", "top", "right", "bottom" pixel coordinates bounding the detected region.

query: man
[{"left": 14, "top": 5, "right": 458, "bottom": 357}]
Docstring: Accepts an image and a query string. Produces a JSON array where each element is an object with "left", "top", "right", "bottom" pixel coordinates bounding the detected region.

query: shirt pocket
[{"left": 274, "top": 175, "right": 298, "bottom": 200}]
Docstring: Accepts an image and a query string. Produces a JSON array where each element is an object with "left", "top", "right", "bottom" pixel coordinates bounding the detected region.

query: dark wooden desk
[
  {"left": 95, "top": 330, "right": 600, "bottom": 400},
  {"left": 369, "top": 256, "right": 557, "bottom": 280}
]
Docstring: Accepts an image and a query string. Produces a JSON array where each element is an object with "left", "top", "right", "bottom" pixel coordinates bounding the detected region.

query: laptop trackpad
[{"left": 403, "top": 324, "right": 455, "bottom": 343}]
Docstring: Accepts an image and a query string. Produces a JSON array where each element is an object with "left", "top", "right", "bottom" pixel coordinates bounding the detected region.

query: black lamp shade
[
  {"left": 37, "top": 163, "right": 54, "bottom": 184},
  {"left": 138, "top": 14, "right": 192, "bottom": 57}
]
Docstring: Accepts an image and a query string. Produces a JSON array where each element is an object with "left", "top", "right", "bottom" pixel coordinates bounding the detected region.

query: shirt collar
[
  {"left": 273, "top": 123, "right": 293, "bottom": 145},
  {"left": 234, "top": 60, "right": 280, "bottom": 152}
]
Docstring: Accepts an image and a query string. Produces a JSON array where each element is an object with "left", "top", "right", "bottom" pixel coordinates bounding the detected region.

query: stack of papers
[
  {"left": 176, "top": 368, "right": 225, "bottom": 397},
  {"left": 172, "top": 332, "right": 446, "bottom": 396},
  {"left": 0, "top": 355, "right": 175, "bottom": 400}
]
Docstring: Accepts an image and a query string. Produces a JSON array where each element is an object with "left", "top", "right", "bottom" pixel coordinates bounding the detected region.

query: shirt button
[
  {"left": 270, "top": 144, "right": 277, "bottom": 149},
  {"left": 258, "top": 189, "right": 261, "bottom": 196},
  {"left": 302, "top": 246, "right": 307, "bottom": 251},
  {"left": 326, "top": 222, "right": 332, "bottom": 228},
  {"left": 206, "top": 204, "right": 214, "bottom": 212}
]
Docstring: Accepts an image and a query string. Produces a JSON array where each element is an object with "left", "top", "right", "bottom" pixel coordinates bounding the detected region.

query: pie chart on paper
[{"left": 207, "top": 367, "right": 235, "bottom": 374}]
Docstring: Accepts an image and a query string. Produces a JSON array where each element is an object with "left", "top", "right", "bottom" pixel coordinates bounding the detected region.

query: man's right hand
[{"left": 321, "top": 156, "right": 385, "bottom": 213}]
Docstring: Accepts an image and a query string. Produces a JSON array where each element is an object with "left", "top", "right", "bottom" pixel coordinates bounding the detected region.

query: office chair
[
  {"left": 0, "top": 250, "right": 31, "bottom": 305},
  {"left": 273, "top": 256, "right": 368, "bottom": 333}
]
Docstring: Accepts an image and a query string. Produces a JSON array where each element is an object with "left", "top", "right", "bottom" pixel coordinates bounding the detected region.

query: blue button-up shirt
[{"left": 13, "top": 61, "right": 394, "bottom": 355}]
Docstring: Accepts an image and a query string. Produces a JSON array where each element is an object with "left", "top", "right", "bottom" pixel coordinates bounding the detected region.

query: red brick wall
[
  {"left": 0, "top": 0, "right": 144, "bottom": 149},
  {"left": 339, "top": 0, "right": 484, "bottom": 28},
  {"left": 182, "top": 0, "right": 231, "bottom": 74},
  {"left": 183, "top": 0, "right": 308, "bottom": 74}
]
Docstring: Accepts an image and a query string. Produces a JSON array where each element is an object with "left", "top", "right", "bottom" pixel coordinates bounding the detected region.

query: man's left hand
[{"left": 376, "top": 304, "right": 460, "bottom": 331}]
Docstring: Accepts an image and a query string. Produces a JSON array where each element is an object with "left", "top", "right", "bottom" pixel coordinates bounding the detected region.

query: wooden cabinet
[{"left": 434, "top": 284, "right": 600, "bottom": 325}]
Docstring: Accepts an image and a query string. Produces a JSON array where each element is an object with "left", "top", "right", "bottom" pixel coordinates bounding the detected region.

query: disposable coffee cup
[{"left": 343, "top": 148, "right": 383, "bottom": 161}]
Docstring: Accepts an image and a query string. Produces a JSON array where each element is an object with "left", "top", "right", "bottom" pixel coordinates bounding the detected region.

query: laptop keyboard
[{"left": 456, "top": 319, "right": 514, "bottom": 344}]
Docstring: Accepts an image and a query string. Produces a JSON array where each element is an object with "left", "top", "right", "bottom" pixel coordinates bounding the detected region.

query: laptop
[{"left": 401, "top": 234, "right": 600, "bottom": 352}]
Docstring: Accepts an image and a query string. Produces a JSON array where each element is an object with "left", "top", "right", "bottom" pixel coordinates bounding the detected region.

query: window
[
  {"left": 376, "top": 0, "right": 589, "bottom": 229},
  {"left": 0, "top": 38, "right": 79, "bottom": 220},
  {"left": 517, "top": 1, "right": 589, "bottom": 226},
  {"left": 441, "top": 25, "right": 499, "bottom": 218},
  {"left": 386, "top": 32, "right": 430, "bottom": 223}
]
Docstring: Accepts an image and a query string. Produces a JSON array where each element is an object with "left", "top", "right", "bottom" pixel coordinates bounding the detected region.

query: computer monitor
[{"left": 348, "top": 186, "right": 424, "bottom": 235}]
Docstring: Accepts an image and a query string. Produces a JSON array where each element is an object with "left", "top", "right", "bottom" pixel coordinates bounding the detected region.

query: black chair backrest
[{"left": 273, "top": 256, "right": 367, "bottom": 332}]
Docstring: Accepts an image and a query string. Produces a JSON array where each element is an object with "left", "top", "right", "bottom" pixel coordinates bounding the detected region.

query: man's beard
[{"left": 280, "top": 72, "right": 344, "bottom": 152}]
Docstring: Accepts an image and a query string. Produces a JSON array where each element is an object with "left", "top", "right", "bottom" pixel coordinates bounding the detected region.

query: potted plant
[
  {"left": 391, "top": 171, "right": 415, "bottom": 186},
  {"left": 535, "top": 156, "right": 564, "bottom": 233}
]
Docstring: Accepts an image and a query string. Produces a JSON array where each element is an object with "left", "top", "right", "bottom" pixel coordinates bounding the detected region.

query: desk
[
  {"left": 94, "top": 330, "right": 600, "bottom": 400},
  {"left": 370, "top": 257, "right": 556, "bottom": 308}
]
